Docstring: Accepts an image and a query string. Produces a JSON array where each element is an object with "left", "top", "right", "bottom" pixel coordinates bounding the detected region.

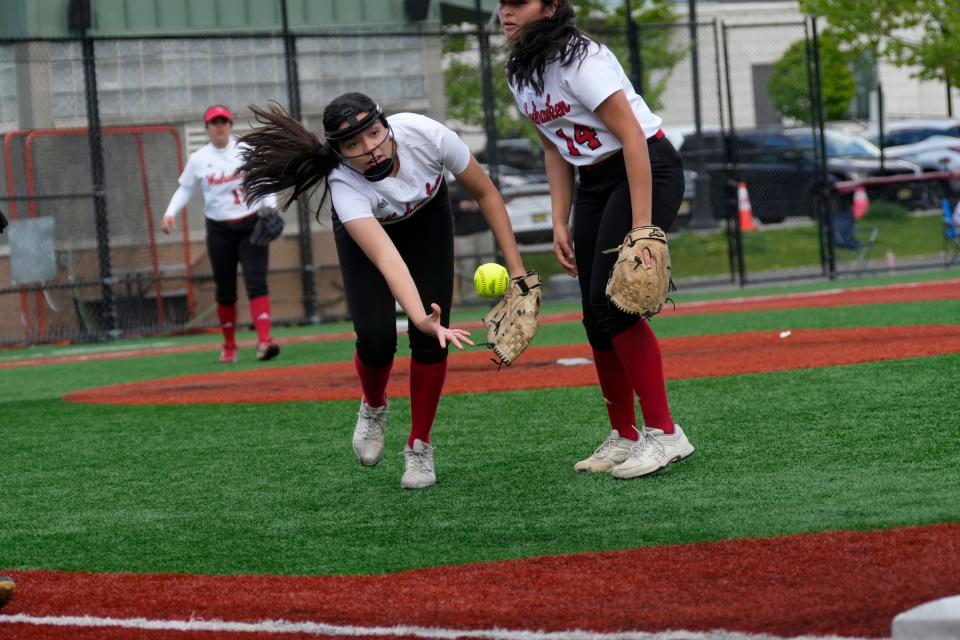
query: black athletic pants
[
  {"left": 333, "top": 180, "right": 454, "bottom": 368},
  {"left": 573, "top": 135, "right": 685, "bottom": 349},
  {"left": 205, "top": 215, "right": 270, "bottom": 306}
]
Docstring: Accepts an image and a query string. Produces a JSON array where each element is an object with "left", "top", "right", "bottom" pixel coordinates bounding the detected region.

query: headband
[{"left": 323, "top": 105, "right": 384, "bottom": 142}]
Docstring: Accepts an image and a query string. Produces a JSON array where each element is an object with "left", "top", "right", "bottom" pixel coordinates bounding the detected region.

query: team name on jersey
[
  {"left": 206, "top": 171, "right": 242, "bottom": 186},
  {"left": 522, "top": 94, "right": 572, "bottom": 125},
  {"left": 382, "top": 174, "right": 443, "bottom": 223}
]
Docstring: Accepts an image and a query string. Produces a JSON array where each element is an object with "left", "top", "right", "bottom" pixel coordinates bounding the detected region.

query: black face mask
[
  {"left": 362, "top": 156, "right": 394, "bottom": 182},
  {"left": 359, "top": 134, "right": 395, "bottom": 181}
]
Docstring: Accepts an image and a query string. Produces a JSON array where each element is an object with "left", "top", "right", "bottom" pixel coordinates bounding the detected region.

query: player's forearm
[
  {"left": 376, "top": 254, "right": 428, "bottom": 325},
  {"left": 544, "top": 149, "right": 574, "bottom": 227},
  {"left": 162, "top": 184, "right": 194, "bottom": 220},
  {"left": 622, "top": 134, "right": 654, "bottom": 227}
]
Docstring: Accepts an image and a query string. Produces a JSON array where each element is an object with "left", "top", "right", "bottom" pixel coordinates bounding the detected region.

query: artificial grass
[
  {"left": 534, "top": 298, "right": 960, "bottom": 345},
  {"left": 3, "top": 274, "right": 958, "bottom": 577},
  {"left": 2, "top": 352, "right": 958, "bottom": 575}
]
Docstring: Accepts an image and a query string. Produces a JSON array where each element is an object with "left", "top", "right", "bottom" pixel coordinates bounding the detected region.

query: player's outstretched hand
[
  {"left": 161, "top": 216, "right": 177, "bottom": 235},
  {"left": 417, "top": 303, "right": 474, "bottom": 350}
]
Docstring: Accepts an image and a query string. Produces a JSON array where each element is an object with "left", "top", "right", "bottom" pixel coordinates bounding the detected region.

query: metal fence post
[
  {"left": 80, "top": 31, "right": 118, "bottom": 336},
  {"left": 687, "top": 2, "right": 714, "bottom": 229},
  {"left": 281, "top": 0, "right": 319, "bottom": 322},
  {"left": 810, "top": 15, "right": 835, "bottom": 279},
  {"left": 720, "top": 21, "right": 744, "bottom": 286}
]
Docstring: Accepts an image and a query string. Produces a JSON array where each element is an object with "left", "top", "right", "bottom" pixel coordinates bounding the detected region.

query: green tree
[
  {"left": 768, "top": 34, "right": 856, "bottom": 122},
  {"left": 443, "top": 0, "right": 682, "bottom": 143},
  {"left": 798, "top": 0, "right": 960, "bottom": 87}
]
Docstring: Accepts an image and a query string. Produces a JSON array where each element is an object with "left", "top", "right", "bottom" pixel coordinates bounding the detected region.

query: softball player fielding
[
  {"left": 500, "top": 0, "right": 695, "bottom": 479},
  {"left": 161, "top": 105, "right": 281, "bottom": 364},
  {"left": 238, "top": 93, "right": 528, "bottom": 489}
]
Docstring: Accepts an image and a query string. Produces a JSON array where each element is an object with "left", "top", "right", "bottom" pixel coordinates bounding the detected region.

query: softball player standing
[
  {"left": 499, "top": 0, "right": 695, "bottom": 479},
  {"left": 161, "top": 105, "right": 281, "bottom": 363},
  {"left": 238, "top": 93, "right": 528, "bottom": 489}
]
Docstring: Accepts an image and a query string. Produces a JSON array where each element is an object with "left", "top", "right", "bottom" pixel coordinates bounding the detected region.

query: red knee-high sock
[
  {"left": 592, "top": 347, "right": 639, "bottom": 440},
  {"left": 249, "top": 295, "right": 272, "bottom": 343},
  {"left": 408, "top": 359, "right": 447, "bottom": 446},
  {"left": 354, "top": 352, "right": 392, "bottom": 408},
  {"left": 216, "top": 304, "right": 237, "bottom": 348},
  {"left": 610, "top": 319, "right": 675, "bottom": 433}
]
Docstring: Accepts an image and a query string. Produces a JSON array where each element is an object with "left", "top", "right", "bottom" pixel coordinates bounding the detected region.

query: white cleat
[
  {"left": 352, "top": 400, "right": 388, "bottom": 467},
  {"left": 574, "top": 430, "right": 635, "bottom": 473},
  {"left": 611, "top": 424, "right": 695, "bottom": 480},
  {"left": 401, "top": 439, "right": 436, "bottom": 489}
]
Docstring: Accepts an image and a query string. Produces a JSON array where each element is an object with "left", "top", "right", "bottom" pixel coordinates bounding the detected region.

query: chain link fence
[{"left": 2, "top": 14, "right": 957, "bottom": 345}]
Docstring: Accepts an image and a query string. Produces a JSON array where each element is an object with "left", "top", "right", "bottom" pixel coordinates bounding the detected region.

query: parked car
[
  {"left": 449, "top": 164, "right": 554, "bottom": 245},
  {"left": 475, "top": 138, "right": 546, "bottom": 174},
  {"left": 860, "top": 119, "right": 960, "bottom": 193},
  {"left": 863, "top": 118, "right": 960, "bottom": 147},
  {"left": 676, "top": 126, "right": 922, "bottom": 223},
  {"left": 502, "top": 183, "right": 553, "bottom": 244}
]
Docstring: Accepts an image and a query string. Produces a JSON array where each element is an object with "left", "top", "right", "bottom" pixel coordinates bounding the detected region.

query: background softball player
[
  {"left": 238, "top": 93, "right": 529, "bottom": 490},
  {"left": 161, "top": 105, "right": 281, "bottom": 364},
  {"left": 500, "top": 0, "right": 695, "bottom": 479}
]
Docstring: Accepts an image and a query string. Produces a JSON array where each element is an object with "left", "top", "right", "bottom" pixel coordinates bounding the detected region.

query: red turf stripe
[
  {"left": 64, "top": 324, "right": 960, "bottom": 405},
  {"left": 2, "top": 524, "right": 958, "bottom": 638}
]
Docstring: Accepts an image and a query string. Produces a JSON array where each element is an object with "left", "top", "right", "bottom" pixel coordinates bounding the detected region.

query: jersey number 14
[{"left": 555, "top": 125, "right": 601, "bottom": 156}]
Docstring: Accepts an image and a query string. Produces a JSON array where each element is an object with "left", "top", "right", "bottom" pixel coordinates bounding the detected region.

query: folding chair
[{"left": 832, "top": 210, "right": 879, "bottom": 275}]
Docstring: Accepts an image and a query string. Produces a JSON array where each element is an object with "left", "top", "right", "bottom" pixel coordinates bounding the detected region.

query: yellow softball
[{"left": 474, "top": 263, "right": 509, "bottom": 298}]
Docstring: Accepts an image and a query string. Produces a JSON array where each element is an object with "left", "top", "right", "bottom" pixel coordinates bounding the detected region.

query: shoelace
[
  {"left": 403, "top": 447, "right": 434, "bottom": 474},
  {"left": 624, "top": 431, "right": 653, "bottom": 456},
  {"left": 358, "top": 407, "right": 388, "bottom": 440},
  {"left": 631, "top": 431, "right": 666, "bottom": 460},
  {"left": 592, "top": 436, "right": 617, "bottom": 459}
]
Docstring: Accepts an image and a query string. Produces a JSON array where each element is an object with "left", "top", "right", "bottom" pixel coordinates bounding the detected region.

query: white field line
[{"left": 0, "top": 613, "right": 880, "bottom": 640}]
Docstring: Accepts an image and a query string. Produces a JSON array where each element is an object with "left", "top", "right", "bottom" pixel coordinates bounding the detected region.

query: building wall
[
  {"left": 661, "top": 0, "right": 958, "bottom": 130},
  {"left": 0, "top": 0, "right": 440, "bottom": 37}
]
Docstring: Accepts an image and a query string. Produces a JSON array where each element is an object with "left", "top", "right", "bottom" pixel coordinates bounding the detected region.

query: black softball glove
[
  {"left": 0, "top": 210, "right": 7, "bottom": 234},
  {"left": 250, "top": 208, "right": 284, "bottom": 246}
]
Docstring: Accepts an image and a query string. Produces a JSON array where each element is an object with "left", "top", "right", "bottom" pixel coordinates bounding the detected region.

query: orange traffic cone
[
  {"left": 737, "top": 181, "right": 759, "bottom": 231},
  {"left": 852, "top": 186, "right": 869, "bottom": 219}
]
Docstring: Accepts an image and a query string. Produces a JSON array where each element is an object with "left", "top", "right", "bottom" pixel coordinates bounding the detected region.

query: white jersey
[
  {"left": 329, "top": 112, "right": 471, "bottom": 225},
  {"left": 508, "top": 41, "right": 662, "bottom": 167},
  {"left": 174, "top": 137, "right": 274, "bottom": 222}
]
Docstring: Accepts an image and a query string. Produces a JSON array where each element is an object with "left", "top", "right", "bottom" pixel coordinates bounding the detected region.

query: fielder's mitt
[
  {"left": 603, "top": 225, "right": 673, "bottom": 317},
  {"left": 0, "top": 210, "right": 7, "bottom": 234},
  {"left": 482, "top": 270, "right": 541, "bottom": 367},
  {"left": 249, "top": 208, "right": 284, "bottom": 246}
]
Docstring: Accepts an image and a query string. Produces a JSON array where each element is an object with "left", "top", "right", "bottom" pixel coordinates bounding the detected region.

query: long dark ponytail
[
  {"left": 238, "top": 102, "right": 339, "bottom": 217},
  {"left": 504, "top": 0, "right": 592, "bottom": 94}
]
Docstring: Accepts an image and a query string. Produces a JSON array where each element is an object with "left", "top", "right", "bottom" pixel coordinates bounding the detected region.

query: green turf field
[{"left": 1, "top": 274, "right": 959, "bottom": 576}]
